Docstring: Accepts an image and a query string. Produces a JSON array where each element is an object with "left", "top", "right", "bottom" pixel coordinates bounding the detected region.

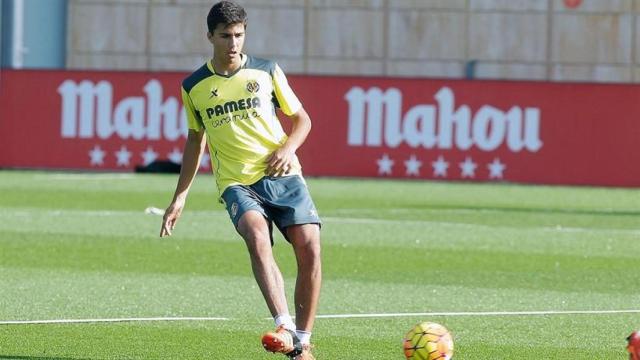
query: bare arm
[
  {"left": 266, "top": 107, "right": 312, "bottom": 176},
  {"left": 160, "top": 129, "right": 207, "bottom": 237}
]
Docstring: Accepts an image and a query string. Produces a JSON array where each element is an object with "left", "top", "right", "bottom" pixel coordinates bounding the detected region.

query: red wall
[{"left": 1, "top": 69, "right": 639, "bottom": 187}]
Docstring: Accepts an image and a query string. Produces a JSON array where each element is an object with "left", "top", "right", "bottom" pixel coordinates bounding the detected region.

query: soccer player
[{"left": 159, "top": 1, "right": 320, "bottom": 359}]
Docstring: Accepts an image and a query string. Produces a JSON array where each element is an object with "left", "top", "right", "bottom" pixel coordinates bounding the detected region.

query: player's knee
[
  {"left": 305, "top": 238, "right": 321, "bottom": 259},
  {"left": 298, "top": 242, "right": 321, "bottom": 277},
  {"left": 294, "top": 235, "right": 321, "bottom": 262},
  {"left": 242, "top": 231, "right": 272, "bottom": 257}
]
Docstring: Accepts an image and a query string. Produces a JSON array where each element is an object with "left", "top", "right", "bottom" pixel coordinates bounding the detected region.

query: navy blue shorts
[{"left": 221, "top": 175, "right": 321, "bottom": 243}]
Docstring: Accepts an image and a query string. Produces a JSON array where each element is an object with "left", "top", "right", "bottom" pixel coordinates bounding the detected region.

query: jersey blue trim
[
  {"left": 182, "top": 63, "right": 214, "bottom": 93},
  {"left": 244, "top": 55, "right": 276, "bottom": 76}
]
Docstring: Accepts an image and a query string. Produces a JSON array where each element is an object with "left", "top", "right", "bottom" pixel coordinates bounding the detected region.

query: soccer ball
[
  {"left": 403, "top": 322, "right": 454, "bottom": 360},
  {"left": 628, "top": 331, "right": 640, "bottom": 360}
]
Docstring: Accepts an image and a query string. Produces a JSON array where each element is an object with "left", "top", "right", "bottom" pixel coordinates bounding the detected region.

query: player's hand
[
  {"left": 266, "top": 145, "right": 295, "bottom": 176},
  {"left": 160, "top": 198, "right": 185, "bottom": 237}
]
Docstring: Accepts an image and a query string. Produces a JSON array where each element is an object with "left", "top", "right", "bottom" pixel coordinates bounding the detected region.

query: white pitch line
[
  {"left": 315, "top": 309, "right": 640, "bottom": 319},
  {"left": 3, "top": 310, "right": 639, "bottom": 325},
  {"left": 0, "top": 316, "right": 230, "bottom": 325}
]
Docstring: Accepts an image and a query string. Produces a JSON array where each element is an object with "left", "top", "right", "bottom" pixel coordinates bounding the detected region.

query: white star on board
[
  {"left": 376, "top": 154, "right": 394, "bottom": 175},
  {"left": 200, "top": 152, "right": 211, "bottom": 169},
  {"left": 168, "top": 148, "right": 183, "bottom": 164},
  {"left": 141, "top": 146, "right": 158, "bottom": 166},
  {"left": 459, "top": 157, "right": 478, "bottom": 178},
  {"left": 431, "top": 155, "right": 449, "bottom": 178},
  {"left": 404, "top": 155, "right": 422, "bottom": 176},
  {"left": 88, "top": 145, "right": 106, "bottom": 166},
  {"left": 115, "top": 146, "right": 132, "bottom": 167},
  {"left": 487, "top": 158, "right": 506, "bottom": 179}
]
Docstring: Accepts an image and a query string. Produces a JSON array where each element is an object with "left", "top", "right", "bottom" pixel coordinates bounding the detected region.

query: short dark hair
[{"left": 207, "top": 1, "right": 247, "bottom": 33}]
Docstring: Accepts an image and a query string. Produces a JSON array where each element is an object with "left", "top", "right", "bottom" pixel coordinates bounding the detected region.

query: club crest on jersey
[{"left": 246, "top": 80, "right": 260, "bottom": 93}]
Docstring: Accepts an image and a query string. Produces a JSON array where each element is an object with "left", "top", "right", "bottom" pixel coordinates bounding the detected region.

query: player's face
[{"left": 208, "top": 22, "right": 245, "bottom": 64}]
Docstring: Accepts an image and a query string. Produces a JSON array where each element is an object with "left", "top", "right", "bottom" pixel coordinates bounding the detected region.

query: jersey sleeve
[
  {"left": 181, "top": 86, "right": 203, "bottom": 131},
  {"left": 272, "top": 64, "right": 302, "bottom": 116}
]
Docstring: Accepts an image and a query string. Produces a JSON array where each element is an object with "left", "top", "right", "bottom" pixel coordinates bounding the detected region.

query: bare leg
[
  {"left": 287, "top": 224, "right": 322, "bottom": 332},
  {"left": 237, "top": 210, "right": 289, "bottom": 318}
]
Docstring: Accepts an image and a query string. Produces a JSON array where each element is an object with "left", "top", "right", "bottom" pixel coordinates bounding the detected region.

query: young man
[{"left": 159, "top": 1, "right": 321, "bottom": 360}]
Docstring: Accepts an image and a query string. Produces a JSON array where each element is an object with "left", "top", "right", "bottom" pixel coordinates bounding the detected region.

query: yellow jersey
[{"left": 181, "top": 55, "right": 303, "bottom": 196}]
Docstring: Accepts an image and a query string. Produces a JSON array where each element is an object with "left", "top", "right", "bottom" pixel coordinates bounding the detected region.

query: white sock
[
  {"left": 274, "top": 314, "right": 296, "bottom": 331},
  {"left": 296, "top": 330, "right": 312, "bottom": 345}
]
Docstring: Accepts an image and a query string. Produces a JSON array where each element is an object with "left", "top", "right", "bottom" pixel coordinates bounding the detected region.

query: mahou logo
[
  {"left": 58, "top": 79, "right": 188, "bottom": 140},
  {"left": 345, "top": 86, "right": 543, "bottom": 152}
]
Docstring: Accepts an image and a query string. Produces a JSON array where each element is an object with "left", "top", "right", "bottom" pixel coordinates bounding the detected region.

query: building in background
[
  {"left": 1, "top": 0, "right": 639, "bottom": 83},
  {"left": 65, "top": 0, "right": 640, "bottom": 83},
  {"left": 1, "top": 0, "right": 67, "bottom": 69}
]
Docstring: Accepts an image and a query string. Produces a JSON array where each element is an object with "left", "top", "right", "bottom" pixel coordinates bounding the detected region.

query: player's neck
[{"left": 211, "top": 54, "right": 243, "bottom": 76}]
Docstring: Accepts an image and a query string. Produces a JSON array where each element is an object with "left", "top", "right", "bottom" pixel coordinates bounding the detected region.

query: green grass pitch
[{"left": 0, "top": 170, "right": 639, "bottom": 359}]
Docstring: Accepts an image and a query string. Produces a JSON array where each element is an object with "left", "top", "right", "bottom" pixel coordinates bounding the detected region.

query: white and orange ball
[{"left": 403, "top": 322, "right": 454, "bottom": 360}]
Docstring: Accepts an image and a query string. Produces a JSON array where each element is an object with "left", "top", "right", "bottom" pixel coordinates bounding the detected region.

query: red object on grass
[{"left": 629, "top": 331, "right": 640, "bottom": 360}]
